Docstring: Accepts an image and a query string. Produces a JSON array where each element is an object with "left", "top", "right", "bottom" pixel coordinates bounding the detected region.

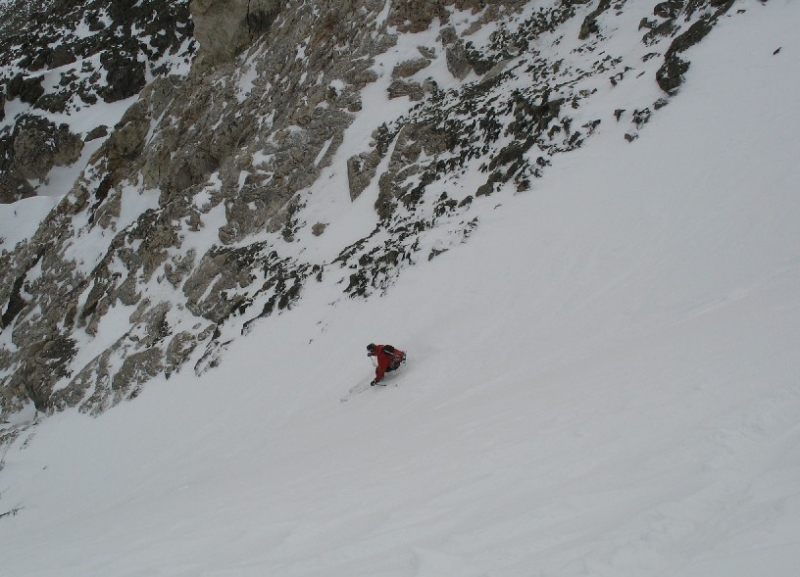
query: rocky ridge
[
  {"left": 1, "top": 0, "right": 741, "bottom": 434},
  {"left": 0, "top": 0, "right": 195, "bottom": 202}
]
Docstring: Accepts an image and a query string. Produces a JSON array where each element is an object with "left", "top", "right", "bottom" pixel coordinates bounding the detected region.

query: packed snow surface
[{"left": 2, "top": 1, "right": 800, "bottom": 576}]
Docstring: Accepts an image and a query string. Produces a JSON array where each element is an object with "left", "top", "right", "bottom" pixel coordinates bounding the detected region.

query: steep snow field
[{"left": 2, "top": 1, "right": 800, "bottom": 576}]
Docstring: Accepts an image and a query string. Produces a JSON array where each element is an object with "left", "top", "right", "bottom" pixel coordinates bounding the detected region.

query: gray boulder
[
  {"left": 191, "top": 0, "right": 282, "bottom": 64},
  {"left": 12, "top": 116, "right": 84, "bottom": 182}
]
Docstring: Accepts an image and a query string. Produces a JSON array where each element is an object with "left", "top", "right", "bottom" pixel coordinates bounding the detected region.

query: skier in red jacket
[{"left": 367, "top": 343, "right": 406, "bottom": 385}]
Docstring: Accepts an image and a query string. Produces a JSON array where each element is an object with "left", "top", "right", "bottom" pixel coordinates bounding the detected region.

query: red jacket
[{"left": 372, "top": 345, "right": 405, "bottom": 382}]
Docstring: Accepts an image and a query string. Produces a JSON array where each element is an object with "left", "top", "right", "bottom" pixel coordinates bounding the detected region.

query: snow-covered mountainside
[
  {"left": 0, "top": 0, "right": 799, "bottom": 574},
  {"left": 0, "top": 0, "right": 750, "bottom": 420}
]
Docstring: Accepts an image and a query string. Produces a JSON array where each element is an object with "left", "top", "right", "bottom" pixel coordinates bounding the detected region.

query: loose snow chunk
[
  {"left": 315, "top": 138, "right": 334, "bottom": 167},
  {"left": 296, "top": 41, "right": 308, "bottom": 61},
  {"left": 236, "top": 66, "right": 259, "bottom": 103},
  {"left": 237, "top": 171, "right": 251, "bottom": 191},
  {"left": 328, "top": 79, "right": 346, "bottom": 95}
]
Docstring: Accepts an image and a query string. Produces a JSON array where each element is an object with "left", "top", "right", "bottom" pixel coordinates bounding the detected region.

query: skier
[{"left": 367, "top": 343, "right": 406, "bottom": 385}]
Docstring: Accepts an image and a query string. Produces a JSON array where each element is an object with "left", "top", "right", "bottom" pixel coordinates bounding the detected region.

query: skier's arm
[{"left": 374, "top": 354, "right": 389, "bottom": 382}]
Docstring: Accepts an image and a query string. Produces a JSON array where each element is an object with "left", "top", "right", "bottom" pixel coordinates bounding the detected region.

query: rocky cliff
[
  {"left": 1, "top": 0, "right": 739, "bottom": 426},
  {"left": 0, "top": 0, "right": 195, "bottom": 202}
]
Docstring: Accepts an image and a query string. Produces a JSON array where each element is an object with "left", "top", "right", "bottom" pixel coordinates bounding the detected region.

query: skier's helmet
[{"left": 367, "top": 343, "right": 377, "bottom": 355}]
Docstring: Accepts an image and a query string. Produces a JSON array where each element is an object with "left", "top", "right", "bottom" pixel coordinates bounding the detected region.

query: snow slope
[{"left": 1, "top": 1, "right": 799, "bottom": 576}]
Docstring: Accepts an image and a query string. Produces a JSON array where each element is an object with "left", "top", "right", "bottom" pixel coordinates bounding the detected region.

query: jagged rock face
[
  {"left": 12, "top": 116, "right": 84, "bottom": 181},
  {"left": 0, "top": 0, "right": 195, "bottom": 202},
  {"left": 191, "top": 0, "right": 282, "bottom": 65},
  {"left": 0, "top": 0, "right": 739, "bottom": 421}
]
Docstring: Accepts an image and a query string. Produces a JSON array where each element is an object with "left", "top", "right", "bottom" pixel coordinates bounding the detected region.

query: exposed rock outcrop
[
  {"left": 191, "top": 0, "right": 282, "bottom": 65},
  {"left": 12, "top": 117, "right": 84, "bottom": 181},
  {"left": 0, "top": 0, "right": 195, "bottom": 202}
]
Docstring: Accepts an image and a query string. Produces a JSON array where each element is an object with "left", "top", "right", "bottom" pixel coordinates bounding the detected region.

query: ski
[
  {"left": 340, "top": 381, "right": 371, "bottom": 402},
  {"left": 339, "top": 381, "right": 394, "bottom": 402}
]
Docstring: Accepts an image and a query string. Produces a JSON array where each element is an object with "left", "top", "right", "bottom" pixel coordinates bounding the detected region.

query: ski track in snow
[{"left": 2, "top": 1, "right": 800, "bottom": 576}]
